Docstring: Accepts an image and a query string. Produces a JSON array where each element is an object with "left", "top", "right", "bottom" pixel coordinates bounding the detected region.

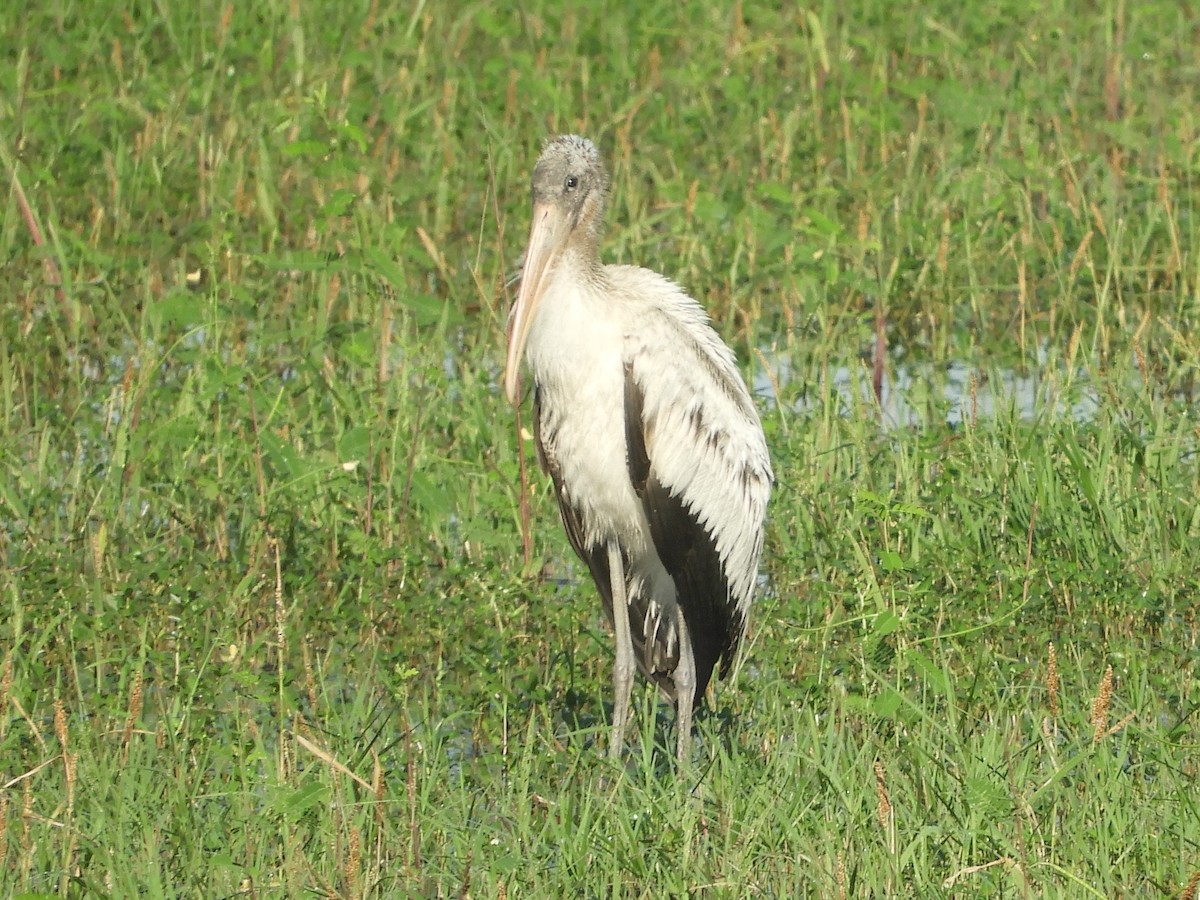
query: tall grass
[{"left": 1, "top": 0, "right": 1198, "bottom": 895}]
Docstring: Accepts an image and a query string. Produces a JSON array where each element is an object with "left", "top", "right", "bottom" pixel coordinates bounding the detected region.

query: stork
[{"left": 504, "top": 135, "right": 772, "bottom": 762}]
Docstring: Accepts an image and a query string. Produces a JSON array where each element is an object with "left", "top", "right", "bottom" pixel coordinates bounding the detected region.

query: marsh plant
[{"left": 1, "top": 0, "right": 1198, "bottom": 896}]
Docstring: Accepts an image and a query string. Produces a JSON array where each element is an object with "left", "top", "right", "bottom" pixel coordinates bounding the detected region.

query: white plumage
[{"left": 505, "top": 135, "right": 772, "bottom": 761}]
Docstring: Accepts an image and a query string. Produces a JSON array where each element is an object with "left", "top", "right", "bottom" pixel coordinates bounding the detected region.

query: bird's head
[{"left": 504, "top": 135, "right": 608, "bottom": 405}]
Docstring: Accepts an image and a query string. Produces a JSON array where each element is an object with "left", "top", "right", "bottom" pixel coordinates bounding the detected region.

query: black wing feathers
[
  {"left": 623, "top": 371, "right": 652, "bottom": 494},
  {"left": 625, "top": 367, "right": 738, "bottom": 706}
]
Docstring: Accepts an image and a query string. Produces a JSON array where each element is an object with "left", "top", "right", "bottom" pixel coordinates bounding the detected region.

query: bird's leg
[
  {"left": 607, "top": 542, "right": 635, "bottom": 759},
  {"left": 673, "top": 608, "right": 697, "bottom": 763}
]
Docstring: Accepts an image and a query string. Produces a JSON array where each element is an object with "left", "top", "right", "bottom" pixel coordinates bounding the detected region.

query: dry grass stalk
[
  {"left": 1046, "top": 643, "right": 1059, "bottom": 718},
  {"left": 122, "top": 668, "right": 144, "bottom": 765},
  {"left": 271, "top": 537, "right": 291, "bottom": 781},
  {"left": 53, "top": 696, "right": 68, "bottom": 753},
  {"left": 874, "top": 760, "right": 891, "bottom": 830},
  {"left": 836, "top": 850, "right": 847, "bottom": 900},
  {"left": 345, "top": 825, "right": 361, "bottom": 897},
  {"left": 1103, "top": 711, "right": 1137, "bottom": 741},
  {"left": 1042, "top": 642, "right": 1060, "bottom": 739},
  {"left": 90, "top": 528, "right": 105, "bottom": 578},
  {"left": 21, "top": 780, "right": 33, "bottom": 865},
  {"left": 1179, "top": 870, "right": 1200, "bottom": 900},
  {"left": 53, "top": 697, "right": 75, "bottom": 815},
  {"left": 0, "top": 652, "right": 12, "bottom": 741},
  {"left": 943, "top": 857, "right": 1018, "bottom": 889},
  {"left": 1067, "top": 232, "right": 1094, "bottom": 285},
  {"left": 8, "top": 161, "right": 69, "bottom": 317},
  {"left": 273, "top": 537, "right": 286, "bottom": 662},
  {"left": 1091, "top": 665, "right": 1114, "bottom": 746},
  {"left": 373, "top": 747, "right": 385, "bottom": 836},
  {"left": 53, "top": 696, "right": 78, "bottom": 895},
  {"left": 1133, "top": 338, "right": 1147, "bottom": 384},
  {"left": 293, "top": 731, "right": 373, "bottom": 791}
]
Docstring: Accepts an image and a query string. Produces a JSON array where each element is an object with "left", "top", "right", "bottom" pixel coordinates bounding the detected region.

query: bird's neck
[
  {"left": 562, "top": 235, "right": 604, "bottom": 281},
  {"left": 542, "top": 244, "right": 603, "bottom": 306},
  {"left": 525, "top": 253, "right": 619, "bottom": 376}
]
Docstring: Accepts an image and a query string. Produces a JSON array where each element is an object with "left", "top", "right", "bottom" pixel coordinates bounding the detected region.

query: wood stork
[{"left": 504, "top": 135, "right": 772, "bottom": 762}]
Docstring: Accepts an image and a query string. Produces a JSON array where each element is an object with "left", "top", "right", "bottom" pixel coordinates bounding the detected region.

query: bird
[{"left": 504, "top": 135, "right": 772, "bottom": 762}]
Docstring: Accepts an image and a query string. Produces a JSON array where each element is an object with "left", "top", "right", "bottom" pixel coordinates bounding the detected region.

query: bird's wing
[
  {"left": 620, "top": 268, "right": 773, "bottom": 685},
  {"left": 533, "top": 385, "right": 616, "bottom": 622}
]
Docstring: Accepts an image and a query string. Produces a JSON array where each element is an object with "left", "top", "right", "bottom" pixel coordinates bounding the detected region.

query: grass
[{"left": 1, "top": 0, "right": 1198, "bottom": 895}]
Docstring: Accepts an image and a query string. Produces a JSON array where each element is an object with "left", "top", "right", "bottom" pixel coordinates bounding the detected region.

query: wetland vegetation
[{"left": 2, "top": 0, "right": 1198, "bottom": 895}]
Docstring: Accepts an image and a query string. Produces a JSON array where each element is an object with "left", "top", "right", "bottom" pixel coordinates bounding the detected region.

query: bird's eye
[{"left": 564, "top": 175, "right": 579, "bottom": 191}]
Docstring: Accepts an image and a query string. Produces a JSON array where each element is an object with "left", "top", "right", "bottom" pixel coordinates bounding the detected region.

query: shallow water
[{"left": 756, "top": 348, "right": 1103, "bottom": 429}]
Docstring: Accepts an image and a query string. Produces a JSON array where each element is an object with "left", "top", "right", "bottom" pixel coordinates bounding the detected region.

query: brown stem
[{"left": 9, "top": 161, "right": 70, "bottom": 324}]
